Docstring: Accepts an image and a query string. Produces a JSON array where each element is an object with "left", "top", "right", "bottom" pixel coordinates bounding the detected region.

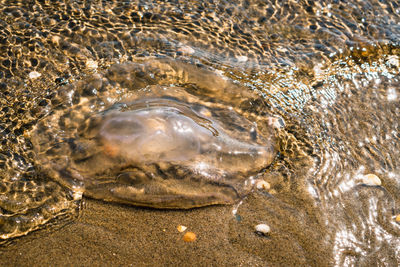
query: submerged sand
[{"left": 0, "top": 192, "right": 331, "bottom": 266}]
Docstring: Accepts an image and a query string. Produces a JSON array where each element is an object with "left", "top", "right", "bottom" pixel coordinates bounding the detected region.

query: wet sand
[
  {"left": 0, "top": 192, "right": 331, "bottom": 266},
  {"left": 0, "top": 199, "right": 262, "bottom": 266}
]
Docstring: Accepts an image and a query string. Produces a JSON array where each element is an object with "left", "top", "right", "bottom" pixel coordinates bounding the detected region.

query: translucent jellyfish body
[{"left": 31, "top": 60, "right": 276, "bottom": 208}]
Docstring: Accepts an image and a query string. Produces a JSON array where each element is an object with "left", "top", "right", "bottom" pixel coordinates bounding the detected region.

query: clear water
[{"left": 0, "top": 0, "right": 400, "bottom": 265}]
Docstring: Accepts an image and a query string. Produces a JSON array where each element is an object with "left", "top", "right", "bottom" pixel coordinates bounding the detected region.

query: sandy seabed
[{"left": 0, "top": 192, "right": 329, "bottom": 267}]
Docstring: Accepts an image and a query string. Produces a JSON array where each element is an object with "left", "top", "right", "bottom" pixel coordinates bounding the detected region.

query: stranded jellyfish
[{"left": 32, "top": 61, "right": 276, "bottom": 208}]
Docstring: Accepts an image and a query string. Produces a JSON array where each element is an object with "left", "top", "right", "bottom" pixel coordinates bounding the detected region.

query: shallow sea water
[{"left": 0, "top": 0, "right": 400, "bottom": 266}]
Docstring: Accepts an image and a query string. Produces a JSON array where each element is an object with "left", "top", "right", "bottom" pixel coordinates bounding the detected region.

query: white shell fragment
[
  {"left": 362, "top": 173, "right": 382, "bottom": 186},
  {"left": 255, "top": 224, "right": 270, "bottom": 235},
  {"left": 177, "top": 44, "right": 195, "bottom": 55},
  {"left": 28, "top": 71, "right": 41, "bottom": 79},
  {"left": 267, "top": 116, "right": 285, "bottom": 129},
  {"left": 177, "top": 225, "right": 187, "bottom": 232},
  {"left": 71, "top": 187, "right": 84, "bottom": 201},
  {"left": 86, "top": 59, "right": 98, "bottom": 69},
  {"left": 256, "top": 180, "right": 271, "bottom": 191}
]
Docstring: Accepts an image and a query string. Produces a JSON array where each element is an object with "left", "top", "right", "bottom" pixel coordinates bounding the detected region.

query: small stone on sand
[
  {"left": 267, "top": 116, "right": 285, "bottom": 128},
  {"left": 182, "top": 232, "right": 196, "bottom": 242},
  {"left": 86, "top": 59, "right": 98, "bottom": 69},
  {"left": 72, "top": 187, "right": 84, "bottom": 200},
  {"left": 255, "top": 224, "right": 270, "bottom": 235},
  {"left": 29, "top": 71, "right": 41, "bottom": 79},
  {"left": 177, "top": 45, "right": 195, "bottom": 55},
  {"left": 256, "top": 180, "right": 271, "bottom": 191},
  {"left": 362, "top": 173, "right": 381, "bottom": 186},
  {"left": 177, "top": 225, "right": 187, "bottom": 232}
]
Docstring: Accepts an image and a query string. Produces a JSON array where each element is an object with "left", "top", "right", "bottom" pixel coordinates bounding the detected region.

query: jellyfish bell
[
  {"left": 97, "top": 102, "right": 215, "bottom": 163},
  {"left": 32, "top": 71, "right": 276, "bottom": 209}
]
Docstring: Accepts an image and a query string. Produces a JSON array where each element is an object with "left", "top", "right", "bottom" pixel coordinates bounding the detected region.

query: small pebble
[
  {"left": 28, "top": 71, "right": 41, "bottom": 79},
  {"left": 177, "top": 45, "right": 195, "bottom": 55},
  {"left": 387, "top": 55, "right": 399, "bottom": 68},
  {"left": 268, "top": 116, "right": 285, "bottom": 128},
  {"left": 256, "top": 180, "right": 271, "bottom": 191},
  {"left": 182, "top": 232, "right": 197, "bottom": 242},
  {"left": 86, "top": 59, "right": 98, "bottom": 69},
  {"left": 177, "top": 225, "right": 187, "bottom": 232},
  {"left": 255, "top": 224, "right": 270, "bottom": 235},
  {"left": 362, "top": 173, "right": 381, "bottom": 186},
  {"left": 71, "top": 187, "right": 84, "bottom": 200},
  {"left": 395, "top": 214, "right": 400, "bottom": 222}
]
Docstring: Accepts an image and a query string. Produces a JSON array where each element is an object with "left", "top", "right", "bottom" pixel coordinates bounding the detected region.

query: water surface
[{"left": 0, "top": 0, "right": 400, "bottom": 266}]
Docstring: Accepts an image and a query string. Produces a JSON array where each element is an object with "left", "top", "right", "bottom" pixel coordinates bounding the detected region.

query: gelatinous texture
[
  {"left": 31, "top": 76, "right": 276, "bottom": 209},
  {"left": 85, "top": 98, "right": 274, "bottom": 208},
  {"left": 96, "top": 100, "right": 272, "bottom": 172}
]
